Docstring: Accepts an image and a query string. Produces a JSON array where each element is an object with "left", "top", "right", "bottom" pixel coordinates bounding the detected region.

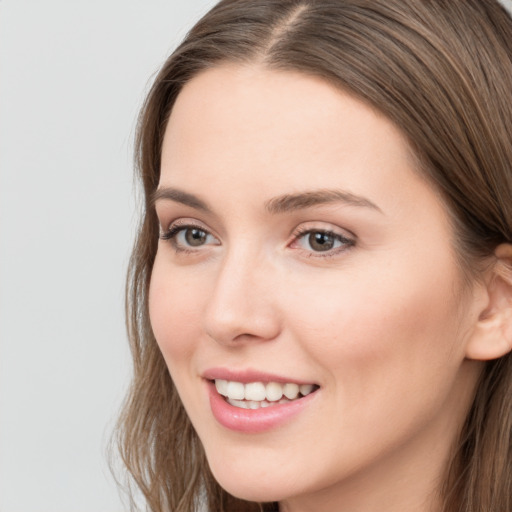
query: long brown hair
[{"left": 114, "top": 1, "right": 512, "bottom": 510}]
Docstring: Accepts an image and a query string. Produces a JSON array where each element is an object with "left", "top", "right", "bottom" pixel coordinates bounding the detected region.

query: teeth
[
  {"left": 245, "top": 382, "right": 266, "bottom": 401},
  {"left": 283, "top": 383, "right": 299, "bottom": 399},
  {"left": 226, "top": 398, "right": 289, "bottom": 409},
  {"left": 226, "top": 381, "right": 245, "bottom": 400},
  {"left": 299, "top": 384, "right": 315, "bottom": 396},
  {"left": 215, "top": 379, "right": 318, "bottom": 405},
  {"left": 215, "top": 379, "right": 228, "bottom": 396},
  {"left": 227, "top": 399, "right": 246, "bottom": 408},
  {"left": 266, "top": 382, "right": 283, "bottom": 401}
]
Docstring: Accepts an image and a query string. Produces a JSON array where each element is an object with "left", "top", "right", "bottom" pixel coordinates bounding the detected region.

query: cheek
[
  {"left": 285, "top": 254, "right": 467, "bottom": 398},
  {"left": 275, "top": 256, "right": 472, "bottom": 471},
  {"left": 148, "top": 257, "right": 205, "bottom": 368}
]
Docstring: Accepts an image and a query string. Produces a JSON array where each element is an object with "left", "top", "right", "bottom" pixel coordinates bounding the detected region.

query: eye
[
  {"left": 160, "top": 222, "right": 219, "bottom": 252},
  {"left": 178, "top": 227, "right": 209, "bottom": 247},
  {"left": 292, "top": 228, "right": 354, "bottom": 256}
]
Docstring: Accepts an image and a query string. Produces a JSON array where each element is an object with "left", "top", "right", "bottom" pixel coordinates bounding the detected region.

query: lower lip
[{"left": 207, "top": 381, "right": 317, "bottom": 433}]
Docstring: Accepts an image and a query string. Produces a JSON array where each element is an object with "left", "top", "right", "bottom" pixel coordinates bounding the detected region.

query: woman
[{"left": 115, "top": 1, "right": 512, "bottom": 511}]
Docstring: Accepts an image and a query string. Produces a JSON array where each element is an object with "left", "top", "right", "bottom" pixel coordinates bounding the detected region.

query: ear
[{"left": 466, "top": 244, "right": 512, "bottom": 361}]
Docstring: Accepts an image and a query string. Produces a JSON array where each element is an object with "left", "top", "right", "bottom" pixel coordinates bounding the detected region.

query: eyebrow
[
  {"left": 265, "top": 189, "right": 382, "bottom": 214},
  {"left": 151, "top": 187, "right": 382, "bottom": 214},
  {"left": 151, "top": 187, "right": 212, "bottom": 213}
]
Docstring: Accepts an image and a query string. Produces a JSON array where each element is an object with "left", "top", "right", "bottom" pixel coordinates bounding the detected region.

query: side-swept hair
[{"left": 115, "top": 1, "right": 512, "bottom": 510}]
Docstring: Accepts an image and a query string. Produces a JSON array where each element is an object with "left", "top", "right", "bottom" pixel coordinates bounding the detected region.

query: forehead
[
  {"left": 160, "top": 64, "right": 449, "bottom": 236},
  {"left": 162, "top": 64, "right": 414, "bottom": 187}
]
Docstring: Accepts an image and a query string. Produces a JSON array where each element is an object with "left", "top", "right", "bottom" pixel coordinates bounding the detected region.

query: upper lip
[{"left": 202, "top": 367, "right": 317, "bottom": 385}]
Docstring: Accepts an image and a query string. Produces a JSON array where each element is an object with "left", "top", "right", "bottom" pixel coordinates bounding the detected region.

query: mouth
[{"left": 213, "top": 379, "right": 320, "bottom": 410}]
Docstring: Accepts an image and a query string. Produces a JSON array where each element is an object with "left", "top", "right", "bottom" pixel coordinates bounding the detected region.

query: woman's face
[{"left": 150, "top": 65, "right": 485, "bottom": 510}]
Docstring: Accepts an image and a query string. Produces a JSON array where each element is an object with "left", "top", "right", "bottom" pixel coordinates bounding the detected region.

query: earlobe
[{"left": 465, "top": 244, "right": 512, "bottom": 361}]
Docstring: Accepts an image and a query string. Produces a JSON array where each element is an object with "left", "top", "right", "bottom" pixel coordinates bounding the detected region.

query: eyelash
[
  {"left": 159, "top": 222, "right": 216, "bottom": 254},
  {"left": 290, "top": 227, "right": 355, "bottom": 258},
  {"left": 159, "top": 222, "right": 355, "bottom": 257}
]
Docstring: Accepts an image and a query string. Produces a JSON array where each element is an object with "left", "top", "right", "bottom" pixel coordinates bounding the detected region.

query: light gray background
[
  {"left": 0, "top": 1, "right": 216, "bottom": 511},
  {"left": 1, "top": 1, "right": 511, "bottom": 512}
]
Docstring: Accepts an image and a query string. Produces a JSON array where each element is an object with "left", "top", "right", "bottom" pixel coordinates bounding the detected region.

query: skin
[{"left": 149, "top": 65, "right": 489, "bottom": 512}]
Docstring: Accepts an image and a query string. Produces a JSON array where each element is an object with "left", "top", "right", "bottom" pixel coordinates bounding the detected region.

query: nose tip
[
  {"left": 205, "top": 307, "right": 280, "bottom": 346},
  {"left": 203, "top": 257, "right": 281, "bottom": 346}
]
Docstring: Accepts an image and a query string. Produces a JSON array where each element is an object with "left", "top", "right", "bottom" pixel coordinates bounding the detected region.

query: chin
[
  {"left": 207, "top": 457, "right": 295, "bottom": 503},
  {"left": 216, "top": 479, "right": 287, "bottom": 504}
]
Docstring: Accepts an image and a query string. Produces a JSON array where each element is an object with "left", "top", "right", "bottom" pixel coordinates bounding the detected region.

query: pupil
[
  {"left": 309, "top": 232, "right": 334, "bottom": 251},
  {"left": 186, "top": 228, "right": 207, "bottom": 246}
]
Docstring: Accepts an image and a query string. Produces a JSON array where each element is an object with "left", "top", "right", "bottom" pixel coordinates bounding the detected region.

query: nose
[{"left": 203, "top": 248, "right": 281, "bottom": 346}]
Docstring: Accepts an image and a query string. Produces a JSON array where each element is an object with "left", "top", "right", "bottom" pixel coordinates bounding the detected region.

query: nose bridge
[{"left": 203, "top": 242, "right": 280, "bottom": 345}]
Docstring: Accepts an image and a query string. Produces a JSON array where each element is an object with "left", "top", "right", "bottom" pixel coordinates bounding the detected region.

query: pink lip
[
  {"left": 203, "top": 370, "right": 319, "bottom": 434},
  {"left": 202, "top": 367, "right": 316, "bottom": 385}
]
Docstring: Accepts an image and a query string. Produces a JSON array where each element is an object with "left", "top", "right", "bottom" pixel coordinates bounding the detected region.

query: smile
[
  {"left": 203, "top": 369, "right": 320, "bottom": 432},
  {"left": 214, "top": 379, "right": 318, "bottom": 409}
]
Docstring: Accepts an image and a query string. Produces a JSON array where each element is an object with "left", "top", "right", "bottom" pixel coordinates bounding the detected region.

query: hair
[{"left": 114, "top": 1, "right": 512, "bottom": 511}]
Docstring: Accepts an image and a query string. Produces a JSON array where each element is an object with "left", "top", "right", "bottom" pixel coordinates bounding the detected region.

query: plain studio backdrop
[
  {"left": 0, "top": 1, "right": 218, "bottom": 511},
  {"left": 1, "top": 1, "right": 512, "bottom": 511}
]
